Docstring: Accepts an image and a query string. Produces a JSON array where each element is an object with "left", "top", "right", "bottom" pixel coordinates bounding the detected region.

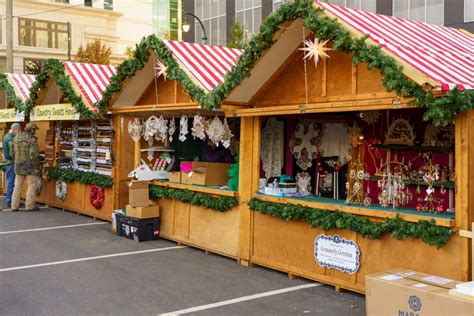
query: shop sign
[
  {"left": 314, "top": 234, "right": 360, "bottom": 274},
  {"left": 0, "top": 108, "right": 24, "bottom": 122},
  {"left": 30, "top": 103, "right": 79, "bottom": 121}
]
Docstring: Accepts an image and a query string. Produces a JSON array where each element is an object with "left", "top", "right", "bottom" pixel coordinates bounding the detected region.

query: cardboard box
[
  {"left": 126, "top": 204, "right": 160, "bottom": 219},
  {"left": 128, "top": 181, "right": 150, "bottom": 207},
  {"left": 180, "top": 162, "right": 231, "bottom": 186},
  {"left": 168, "top": 171, "right": 181, "bottom": 183},
  {"left": 366, "top": 269, "right": 474, "bottom": 316}
]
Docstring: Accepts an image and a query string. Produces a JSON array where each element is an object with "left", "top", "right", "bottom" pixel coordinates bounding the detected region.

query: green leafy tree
[{"left": 227, "top": 19, "right": 246, "bottom": 49}]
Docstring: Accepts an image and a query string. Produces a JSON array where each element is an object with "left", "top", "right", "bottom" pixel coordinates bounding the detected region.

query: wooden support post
[
  {"left": 134, "top": 140, "right": 141, "bottom": 168},
  {"left": 459, "top": 222, "right": 474, "bottom": 280}
]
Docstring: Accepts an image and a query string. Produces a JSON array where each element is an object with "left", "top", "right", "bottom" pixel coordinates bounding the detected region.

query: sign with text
[
  {"left": 314, "top": 234, "right": 360, "bottom": 274},
  {"left": 0, "top": 108, "right": 24, "bottom": 123},
  {"left": 30, "top": 103, "right": 80, "bottom": 121}
]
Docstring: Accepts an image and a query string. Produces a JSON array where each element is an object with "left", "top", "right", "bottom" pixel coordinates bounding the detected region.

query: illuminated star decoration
[
  {"left": 153, "top": 59, "right": 167, "bottom": 80},
  {"left": 299, "top": 38, "right": 331, "bottom": 68}
]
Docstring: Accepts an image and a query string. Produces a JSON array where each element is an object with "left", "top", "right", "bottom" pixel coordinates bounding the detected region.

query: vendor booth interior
[{"left": 108, "top": 38, "right": 244, "bottom": 256}]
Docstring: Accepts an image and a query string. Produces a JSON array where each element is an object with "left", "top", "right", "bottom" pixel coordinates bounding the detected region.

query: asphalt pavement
[{"left": 0, "top": 206, "right": 365, "bottom": 315}]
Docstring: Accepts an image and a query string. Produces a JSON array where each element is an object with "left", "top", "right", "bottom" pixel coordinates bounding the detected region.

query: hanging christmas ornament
[
  {"left": 144, "top": 116, "right": 159, "bottom": 144},
  {"left": 154, "top": 58, "right": 167, "bottom": 80},
  {"left": 179, "top": 116, "right": 189, "bottom": 142},
  {"left": 360, "top": 111, "right": 381, "bottom": 125},
  {"left": 206, "top": 116, "right": 224, "bottom": 146},
  {"left": 221, "top": 118, "right": 233, "bottom": 149},
  {"left": 191, "top": 115, "right": 208, "bottom": 140},
  {"left": 127, "top": 118, "right": 143, "bottom": 142},
  {"left": 289, "top": 121, "right": 322, "bottom": 170},
  {"left": 154, "top": 115, "right": 168, "bottom": 142},
  {"left": 168, "top": 118, "right": 176, "bottom": 142},
  {"left": 299, "top": 38, "right": 331, "bottom": 68}
]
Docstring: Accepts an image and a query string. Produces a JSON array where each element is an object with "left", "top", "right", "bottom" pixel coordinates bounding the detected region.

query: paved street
[{"left": 0, "top": 206, "right": 365, "bottom": 315}]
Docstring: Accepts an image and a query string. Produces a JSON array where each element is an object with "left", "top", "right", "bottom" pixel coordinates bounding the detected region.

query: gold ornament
[
  {"left": 360, "top": 111, "right": 381, "bottom": 125},
  {"left": 299, "top": 38, "right": 331, "bottom": 68},
  {"left": 384, "top": 118, "right": 416, "bottom": 146},
  {"left": 154, "top": 59, "right": 167, "bottom": 80}
]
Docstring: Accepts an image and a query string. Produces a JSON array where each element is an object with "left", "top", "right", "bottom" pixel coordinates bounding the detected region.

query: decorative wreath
[
  {"left": 89, "top": 185, "right": 105, "bottom": 209},
  {"left": 55, "top": 180, "right": 67, "bottom": 201},
  {"left": 35, "top": 176, "right": 42, "bottom": 196}
]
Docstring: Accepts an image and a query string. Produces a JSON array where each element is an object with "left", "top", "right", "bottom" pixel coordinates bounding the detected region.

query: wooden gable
[{"left": 136, "top": 77, "right": 193, "bottom": 106}]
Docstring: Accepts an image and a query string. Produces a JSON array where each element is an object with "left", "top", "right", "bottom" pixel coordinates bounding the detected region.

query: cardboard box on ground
[
  {"left": 366, "top": 269, "right": 474, "bottom": 316},
  {"left": 181, "top": 162, "right": 231, "bottom": 186}
]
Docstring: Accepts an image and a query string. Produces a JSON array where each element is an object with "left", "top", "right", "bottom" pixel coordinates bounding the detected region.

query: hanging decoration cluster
[
  {"left": 248, "top": 198, "right": 452, "bottom": 248},
  {"left": 149, "top": 185, "right": 238, "bottom": 212}
]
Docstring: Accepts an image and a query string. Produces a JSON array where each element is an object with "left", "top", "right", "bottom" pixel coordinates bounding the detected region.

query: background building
[
  {"left": 0, "top": 0, "right": 153, "bottom": 73},
  {"left": 182, "top": 0, "right": 474, "bottom": 46},
  {"left": 153, "top": 0, "right": 182, "bottom": 40}
]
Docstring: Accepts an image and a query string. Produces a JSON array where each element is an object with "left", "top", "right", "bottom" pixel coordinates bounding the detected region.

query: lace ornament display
[
  {"left": 296, "top": 172, "right": 312, "bottom": 194},
  {"left": 206, "top": 117, "right": 224, "bottom": 146},
  {"left": 144, "top": 116, "right": 158, "bottom": 144},
  {"left": 289, "top": 121, "right": 321, "bottom": 170},
  {"left": 179, "top": 116, "right": 189, "bottom": 142},
  {"left": 154, "top": 115, "right": 168, "bottom": 142},
  {"left": 127, "top": 118, "right": 143, "bottom": 142},
  {"left": 168, "top": 118, "right": 176, "bottom": 142},
  {"left": 261, "top": 118, "right": 284, "bottom": 178},
  {"left": 221, "top": 118, "right": 233, "bottom": 148},
  {"left": 191, "top": 115, "right": 207, "bottom": 140}
]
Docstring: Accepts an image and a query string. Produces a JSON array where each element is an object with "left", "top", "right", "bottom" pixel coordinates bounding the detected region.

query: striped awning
[
  {"left": 318, "top": 2, "right": 474, "bottom": 91},
  {"left": 8, "top": 73, "right": 36, "bottom": 101},
  {"left": 163, "top": 40, "right": 243, "bottom": 92},
  {"left": 63, "top": 61, "right": 118, "bottom": 110}
]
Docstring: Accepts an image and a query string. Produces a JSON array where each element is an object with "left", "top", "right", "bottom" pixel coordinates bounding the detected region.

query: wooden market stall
[
  {"left": 28, "top": 60, "right": 117, "bottom": 220},
  {"left": 0, "top": 73, "right": 36, "bottom": 195},
  {"left": 107, "top": 37, "right": 244, "bottom": 258},
  {"left": 216, "top": 2, "right": 474, "bottom": 293}
]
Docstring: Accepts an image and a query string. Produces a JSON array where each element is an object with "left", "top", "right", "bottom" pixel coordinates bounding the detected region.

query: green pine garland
[
  {"left": 0, "top": 74, "right": 25, "bottom": 113},
  {"left": 248, "top": 198, "right": 452, "bottom": 248},
  {"left": 25, "top": 59, "right": 97, "bottom": 119},
  {"left": 149, "top": 185, "right": 238, "bottom": 212},
  {"left": 48, "top": 167, "right": 113, "bottom": 188}
]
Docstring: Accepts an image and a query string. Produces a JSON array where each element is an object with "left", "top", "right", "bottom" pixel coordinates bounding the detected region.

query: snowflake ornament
[
  {"left": 289, "top": 121, "right": 322, "bottom": 170},
  {"left": 154, "top": 115, "right": 168, "bottom": 142},
  {"left": 144, "top": 116, "right": 158, "bottom": 143},
  {"left": 192, "top": 115, "right": 208, "bottom": 140},
  {"left": 179, "top": 115, "right": 189, "bottom": 142},
  {"left": 168, "top": 118, "right": 176, "bottom": 142},
  {"left": 299, "top": 38, "right": 331, "bottom": 68},
  {"left": 206, "top": 116, "right": 224, "bottom": 146},
  {"left": 127, "top": 118, "right": 143, "bottom": 142},
  {"left": 154, "top": 58, "right": 167, "bottom": 80},
  {"left": 221, "top": 118, "right": 233, "bottom": 149}
]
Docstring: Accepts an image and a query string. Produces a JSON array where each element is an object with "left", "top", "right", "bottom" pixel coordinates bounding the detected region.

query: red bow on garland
[{"left": 90, "top": 185, "right": 105, "bottom": 209}]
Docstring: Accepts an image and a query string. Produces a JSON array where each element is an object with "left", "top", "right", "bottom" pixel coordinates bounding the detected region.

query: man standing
[
  {"left": 2, "top": 123, "right": 21, "bottom": 210},
  {"left": 11, "top": 122, "right": 40, "bottom": 212}
]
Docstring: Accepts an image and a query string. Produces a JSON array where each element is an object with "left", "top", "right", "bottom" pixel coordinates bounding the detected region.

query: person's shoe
[
  {"left": 25, "top": 206, "right": 40, "bottom": 212},
  {"left": 9, "top": 208, "right": 19, "bottom": 212}
]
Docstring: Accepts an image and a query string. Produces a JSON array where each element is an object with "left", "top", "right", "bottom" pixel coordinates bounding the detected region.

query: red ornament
[
  {"left": 319, "top": 167, "right": 324, "bottom": 172},
  {"left": 335, "top": 165, "right": 340, "bottom": 171},
  {"left": 416, "top": 205, "right": 421, "bottom": 211},
  {"left": 89, "top": 185, "right": 105, "bottom": 209}
]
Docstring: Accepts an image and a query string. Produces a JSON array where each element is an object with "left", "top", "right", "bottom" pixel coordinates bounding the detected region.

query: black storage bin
[
  {"left": 115, "top": 213, "right": 124, "bottom": 236},
  {"left": 117, "top": 215, "right": 160, "bottom": 242}
]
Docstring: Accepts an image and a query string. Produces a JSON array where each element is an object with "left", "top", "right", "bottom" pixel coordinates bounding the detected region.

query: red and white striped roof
[
  {"left": 163, "top": 40, "right": 243, "bottom": 92},
  {"left": 63, "top": 61, "right": 117, "bottom": 110},
  {"left": 318, "top": 2, "right": 474, "bottom": 91},
  {"left": 7, "top": 73, "right": 35, "bottom": 101}
]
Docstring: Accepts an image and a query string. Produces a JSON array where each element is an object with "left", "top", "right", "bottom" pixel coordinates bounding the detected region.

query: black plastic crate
[
  {"left": 117, "top": 215, "right": 160, "bottom": 242},
  {"left": 114, "top": 213, "right": 124, "bottom": 236}
]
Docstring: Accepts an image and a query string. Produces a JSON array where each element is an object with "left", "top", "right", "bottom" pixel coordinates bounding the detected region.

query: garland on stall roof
[
  {"left": 149, "top": 185, "right": 238, "bottom": 212},
  {"left": 0, "top": 74, "right": 25, "bottom": 113},
  {"left": 48, "top": 167, "right": 113, "bottom": 188},
  {"left": 25, "top": 59, "right": 96, "bottom": 119},
  {"left": 248, "top": 198, "right": 452, "bottom": 248}
]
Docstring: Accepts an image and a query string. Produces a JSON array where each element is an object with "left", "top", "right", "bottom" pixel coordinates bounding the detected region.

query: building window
[
  {"left": 273, "top": 0, "right": 293, "bottom": 11},
  {"left": 466, "top": 0, "right": 474, "bottom": 22},
  {"left": 393, "top": 0, "right": 444, "bottom": 24},
  {"left": 321, "top": 0, "right": 376, "bottom": 12},
  {"left": 194, "top": 0, "right": 226, "bottom": 46},
  {"left": 23, "top": 59, "right": 44, "bottom": 75},
  {"left": 18, "top": 18, "right": 68, "bottom": 49},
  {"left": 84, "top": 0, "right": 93, "bottom": 7},
  {"left": 236, "top": 0, "right": 262, "bottom": 41}
]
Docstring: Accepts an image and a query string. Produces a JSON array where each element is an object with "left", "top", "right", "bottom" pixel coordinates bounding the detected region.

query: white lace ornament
[
  {"left": 191, "top": 115, "right": 207, "bottom": 140},
  {"left": 261, "top": 118, "right": 284, "bottom": 178},
  {"left": 127, "top": 118, "right": 143, "bottom": 142},
  {"left": 154, "top": 115, "right": 168, "bottom": 143},
  {"left": 168, "top": 118, "right": 176, "bottom": 142},
  {"left": 179, "top": 116, "right": 189, "bottom": 142},
  {"left": 221, "top": 118, "right": 233, "bottom": 149},
  {"left": 296, "top": 172, "right": 312, "bottom": 194},
  {"left": 289, "top": 121, "right": 321, "bottom": 170},
  {"left": 144, "top": 116, "right": 158, "bottom": 145},
  {"left": 206, "top": 116, "right": 224, "bottom": 146}
]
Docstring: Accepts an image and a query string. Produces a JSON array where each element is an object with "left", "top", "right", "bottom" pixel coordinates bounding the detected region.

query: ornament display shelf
[
  {"left": 140, "top": 146, "right": 175, "bottom": 152},
  {"left": 371, "top": 143, "right": 453, "bottom": 153},
  {"left": 152, "top": 180, "right": 238, "bottom": 197},
  {"left": 368, "top": 175, "right": 455, "bottom": 189},
  {"left": 255, "top": 193, "right": 455, "bottom": 227}
]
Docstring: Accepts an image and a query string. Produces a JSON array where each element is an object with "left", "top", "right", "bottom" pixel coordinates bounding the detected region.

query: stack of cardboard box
[{"left": 116, "top": 181, "right": 160, "bottom": 242}]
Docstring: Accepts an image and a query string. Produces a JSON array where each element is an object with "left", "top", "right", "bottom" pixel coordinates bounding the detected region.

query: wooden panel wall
[{"left": 136, "top": 79, "right": 192, "bottom": 106}]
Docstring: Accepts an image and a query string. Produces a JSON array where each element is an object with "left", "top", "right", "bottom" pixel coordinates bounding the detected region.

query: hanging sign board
[
  {"left": 30, "top": 103, "right": 80, "bottom": 121},
  {"left": 0, "top": 108, "right": 24, "bottom": 123},
  {"left": 314, "top": 234, "right": 361, "bottom": 274}
]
